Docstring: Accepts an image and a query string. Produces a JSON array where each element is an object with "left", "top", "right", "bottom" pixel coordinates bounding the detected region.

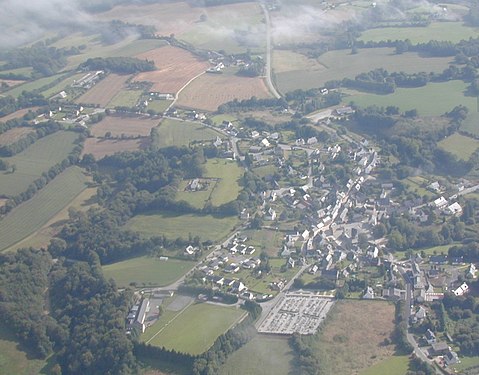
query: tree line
[{"left": 79, "top": 57, "right": 156, "bottom": 74}]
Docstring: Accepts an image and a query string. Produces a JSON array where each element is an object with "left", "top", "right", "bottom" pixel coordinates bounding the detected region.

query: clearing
[
  {"left": 90, "top": 115, "right": 160, "bottom": 138},
  {"left": 76, "top": 74, "right": 131, "bottom": 107},
  {"left": 153, "top": 118, "right": 220, "bottom": 148},
  {"left": 0, "top": 127, "right": 35, "bottom": 146},
  {"left": 82, "top": 138, "right": 149, "bottom": 159},
  {"left": 438, "top": 133, "right": 479, "bottom": 161}
]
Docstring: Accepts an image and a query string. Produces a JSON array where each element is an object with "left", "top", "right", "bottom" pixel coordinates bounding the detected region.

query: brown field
[
  {"left": 0, "top": 107, "right": 39, "bottom": 122},
  {"left": 176, "top": 73, "right": 271, "bottom": 111},
  {"left": 0, "top": 79, "right": 26, "bottom": 89},
  {"left": 91, "top": 115, "right": 160, "bottom": 137},
  {"left": 82, "top": 137, "right": 149, "bottom": 159},
  {"left": 0, "top": 127, "right": 35, "bottom": 146},
  {"left": 316, "top": 300, "right": 396, "bottom": 375},
  {"left": 76, "top": 74, "right": 131, "bottom": 107},
  {"left": 134, "top": 46, "right": 209, "bottom": 94}
]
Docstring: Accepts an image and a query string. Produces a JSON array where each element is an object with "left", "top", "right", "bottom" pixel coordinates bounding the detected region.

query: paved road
[{"left": 260, "top": 4, "right": 281, "bottom": 99}]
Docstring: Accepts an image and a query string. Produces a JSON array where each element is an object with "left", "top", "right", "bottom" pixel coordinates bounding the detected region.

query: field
[
  {"left": 360, "top": 355, "right": 410, "bottom": 375},
  {"left": 359, "top": 22, "right": 479, "bottom": 44},
  {"left": 219, "top": 336, "right": 293, "bottom": 375},
  {"left": 346, "top": 80, "right": 477, "bottom": 116},
  {"left": 438, "top": 133, "right": 479, "bottom": 160},
  {"left": 82, "top": 138, "right": 149, "bottom": 159},
  {"left": 0, "top": 131, "right": 79, "bottom": 197},
  {"left": 106, "top": 89, "right": 143, "bottom": 108},
  {"left": 314, "top": 300, "right": 396, "bottom": 375},
  {"left": 102, "top": 256, "right": 196, "bottom": 288},
  {"left": 90, "top": 115, "right": 160, "bottom": 137},
  {"left": 0, "top": 108, "right": 39, "bottom": 122},
  {"left": 0, "top": 79, "right": 25, "bottom": 89},
  {"left": 273, "top": 48, "right": 453, "bottom": 92},
  {"left": 126, "top": 211, "right": 238, "bottom": 242},
  {"left": 0, "top": 127, "right": 35, "bottom": 146},
  {"left": 76, "top": 74, "right": 131, "bottom": 107},
  {"left": 461, "top": 112, "right": 479, "bottom": 136},
  {"left": 153, "top": 118, "right": 220, "bottom": 148},
  {"left": 176, "top": 69, "right": 271, "bottom": 112},
  {"left": 4, "top": 74, "right": 67, "bottom": 97},
  {"left": 134, "top": 46, "right": 209, "bottom": 94},
  {"left": 204, "top": 159, "right": 243, "bottom": 206},
  {"left": 241, "top": 228, "right": 283, "bottom": 257},
  {"left": 145, "top": 302, "right": 245, "bottom": 355},
  {"left": 40, "top": 72, "right": 86, "bottom": 99},
  {"left": 0, "top": 167, "right": 87, "bottom": 252}
]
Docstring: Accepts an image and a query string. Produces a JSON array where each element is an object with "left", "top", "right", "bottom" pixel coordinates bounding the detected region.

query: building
[
  {"left": 363, "top": 287, "right": 375, "bottom": 299},
  {"left": 425, "top": 329, "right": 437, "bottom": 345},
  {"left": 430, "top": 341, "right": 449, "bottom": 355},
  {"left": 134, "top": 299, "right": 150, "bottom": 333},
  {"left": 444, "top": 350, "right": 460, "bottom": 366},
  {"left": 453, "top": 282, "right": 469, "bottom": 296}
]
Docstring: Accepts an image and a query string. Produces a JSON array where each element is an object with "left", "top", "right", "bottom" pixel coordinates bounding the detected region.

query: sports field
[
  {"left": 146, "top": 303, "right": 245, "bottom": 355},
  {"left": 126, "top": 211, "right": 238, "bottom": 242},
  {"left": 0, "top": 166, "right": 87, "bottom": 252},
  {"left": 102, "top": 256, "right": 196, "bottom": 287},
  {"left": 438, "top": 133, "right": 479, "bottom": 160},
  {"left": 0, "top": 131, "right": 79, "bottom": 197},
  {"left": 153, "top": 119, "right": 220, "bottom": 148},
  {"left": 91, "top": 115, "right": 160, "bottom": 137}
]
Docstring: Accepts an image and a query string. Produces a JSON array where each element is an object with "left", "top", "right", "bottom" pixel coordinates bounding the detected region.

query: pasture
[
  {"left": 346, "top": 80, "right": 476, "bottom": 116},
  {"left": 82, "top": 138, "right": 149, "bottom": 159},
  {"left": 90, "top": 115, "right": 160, "bottom": 137},
  {"left": 461, "top": 112, "right": 479, "bottom": 137},
  {"left": 273, "top": 48, "right": 453, "bottom": 92},
  {"left": 4, "top": 74, "right": 67, "bottom": 97},
  {"left": 175, "top": 180, "right": 213, "bottom": 209},
  {"left": 134, "top": 46, "right": 209, "bottom": 94},
  {"left": 126, "top": 211, "right": 238, "bottom": 242},
  {"left": 40, "top": 72, "right": 86, "bottom": 99},
  {"left": 0, "top": 79, "right": 25, "bottom": 89},
  {"left": 176, "top": 69, "right": 271, "bottom": 111},
  {"left": 0, "top": 127, "right": 35, "bottom": 146},
  {"left": 146, "top": 302, "right": 245, "bottom": 355},
  {"left": 153, "top": 118, "right": 220, "bottom": 148},
  {"left": 102, "top": 256, "right": 196, "bottom": 287},
  {"left": 219, "top": 336, "right": 293, "bottom": 375},
  {"left": 438, "top": 133, "right": 479, "bottom": 160},
  {"left": 0, "top": 131, "right": 79, "bottom": 197},
  {"left": 204, "top": 158, "right": 243, "bottom": 206},
  {"left": 76, "top": 74, "right": 131, "bottom": 107},
  {"left": 360, "top": 355, "right": 410, "bottom": 375},
  {"left": 0, "top": 108, "right": 38, "bottom": 122},
  {"left": 0, "top": 167, "right": 87, "bottom": 252},
  {"left": 106, "top": 89, "right": 143, "bottom": 108}
]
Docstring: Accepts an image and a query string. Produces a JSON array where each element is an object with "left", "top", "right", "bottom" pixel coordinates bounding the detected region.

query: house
[
  {"left": 261, "top": 138, "right": 271, "bottom": 148},
  {"left": 430, "top": 255, "right": 448, "bottom": 265},
  {"left": 309, "top": 264, "right": 319, "bottom": 274},
  {"left": 444, "top": 350, "right": 460, "bottom": 366},
  {"left": 231, "top": 280, "right": 246, "bottom": 293},
  {"left": 288, "top": 257, "right": 296, "bottom": 268},
  {"left": 184, "top": 245, "right": 199, "bottom": 256},
  {"left": 416, "top": 306, "right": 427, "bottom": 321},
  {"left": 266, "top": 208, "right": 277, "bottom": 221},
  {"left": 453, "top": 282, "right": 469, "bottom": 296},
  {"left": 425, "top": 329, "right": 437, "bottom": 345},
  {"left": 447, "top": 202, "right": 462, "bottom": 216},
  {"left": 467, "top": 263, "right": 477, "bottom": 278},
  {"left": 224, "top": 263, "right": 240, "bottom": 273},
  {"left": 307, "top": 137, "right": 318, "bottom": 145},
  {"left": 430, "top": 341, "right": 449, "bottom": 355},
  {"left": 321, "top": 269, "right": 339, "bottom": 281},
  {"left": 363, "top": 287, "right": 375, "bottom": 299},
  {"left": 432, "top": 196, "right": 448, "bottom": 209},
  {"left": 428, "top": 181, "right": 441, "bottom": 192}
]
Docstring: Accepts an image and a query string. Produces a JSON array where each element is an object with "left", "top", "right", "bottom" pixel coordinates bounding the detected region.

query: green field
[
  {"left": 126, "top": 211, "right": 238, "bottom": 242},
  {"left": 176, "top": 180, "right": 213, "bottom": 209},
  {"left": 0, "top": 131, "right": 79, "bottom": 197},
  {"left": 360, "top": 355, "right": 410, "bottom": 375},
  {"left": 242, "top": 228, "right": 283, "bottom": 257},
  {"left": 40, "top": 72, "right": 85, "bottom": 98},
  {"left": 146, "top": 302, "right": 245, "bottom": 355},
  {"left": 219, "top": 336, "right": 293, "bottom": 375},
  {"left": 106, "top": 89, "right": 144, "bottom": 108},
  {"left": 4, "top": 73, "right": 68, "bottom": 97},
  {"left": 461, "top": 112, "right": 479, "bottom": 136},
  {"left": 346, "top": 80, "right": 476, "bottom": 116},
  {"left": 147, "top": 100, "right": 172, "bottom": 113},
  {"left": 359, "top": 22, "right": 479, "bottom": 44},
  {"left": 438, "top": 133, "right": 479, "bottom": 160},
  {"left": 0, "top": 66, "right": 34, "bottom": 77},
  {"left": 102, "top": 256, "right": 196, "bottom": 287},
  {"left": 0, "top": 167, "right": 87, "bottom": 252},
  {"left": 204, "top": 159, "right": 243, "bottom": 206},
  {"left": 153, "top": 119, "right": 221, "bottom": 148},
  {"left": 451, "top": 355, "right": 479, "bottom": 372}
]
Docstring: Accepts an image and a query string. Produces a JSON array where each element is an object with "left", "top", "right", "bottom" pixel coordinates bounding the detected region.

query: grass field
[
  {"left": 359, "top": 22, "right": 479, "bottom": 44},
  {"left": 147, "top": 100, "right": 172, "bottom": 114},
  {"left": 204, "top": 158, "right": 243, "bottom": 206},
  {"left": 273, "top": 48, "right": 453, "bottom": 92},
  {"left": 82, "top": 138, "right": 149, "bottom": 159},
  {"left": 91, "top": 115, "right": 160, "bottom": 137},
  {"left": 76, "top": 74, "right": 131, "bottom": 107},
  {"left": 0, "top": 108, "right": 39, "bottom": 122},
  {"left": 219, "top": 336, "right": 293, "bottom": 375},
  {"left": 40, "top": 72, "right": 85, "bottom": 98},
  {"left": 360, "top": 355, "right": 410, "bottom": 375},
  {"left": 102, "top": 256, "right": 196, "bottom": 287},
  {"left": 346, "top": 80, "right": 476, "bottom": 116},
  {"left": 146, "top": 302, "right": 245, "bottom": 355},
  {"left": 0, "top": 127, "right": 35, "bottom": 146},
  {"left": 438, "top": 133, "right": 479, "bottom": 160},
  {"left": 176, "top": 179, "right": 214, "bottom": 209},
  {"left": 0, "top": 131, "right": 79, "bottom": 197},
  {"left": 451, "top": 355, "right": 479, "bottom": 372},
  {"left": 0, "top": 166, "right": 87, "bottom": 252},
  {"left": 4, "top": 73, "right": 67, "bottom": 97},
  {"left": 106, "top": 89, "right": 144, "bottom": 108},
  {"left": 126, "top": 211, "right": 238, "bottom": 242},
  {"left": 461, "top": 112, "right": 479, "bottom": 136},
  {"left": 241, "top": 228, "right": 283, "bottom": 257},
  {"left": 153, "top": 119, "right": 220, "bottom": 148}
]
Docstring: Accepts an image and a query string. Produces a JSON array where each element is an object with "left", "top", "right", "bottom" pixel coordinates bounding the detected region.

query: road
[{"left": 260, "top": 4, "right": 281, "bottom": 99}]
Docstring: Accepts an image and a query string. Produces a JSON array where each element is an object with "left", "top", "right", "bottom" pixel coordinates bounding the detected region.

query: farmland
[
  {"left": 126, "top": 211, "right": 238, "bottom": 242},
  {"left": 461, "top": 112, "right": 479, "bottom": 137},
  {"left": 0, "top": 108, "right": 39, "bottom": 122},
  {"left": 40, "top": 72, "right": 86, "bottom": 99},
  {"left": 153, "top": 118, "right": 220, "bottom": 148},
  {"left": 145, "top": 302, "right": 246, "bottom": 355},
  {"left": 176, "top": 69, "right": 271, "bottom": 111},
  {"left": 82, "top": 138, "right": 149, "bottom": 159},
  {"left": 273, "top": 48, "right": 453, "bottom": 93},
  {"left": 106, "top": 89, "right": 143, "bottom": 108},
  {"left": 219, "top": 336, "right": 293, "bottom": 375},
  {"left": 0, "top": 127, "right": 35, "bottom": 146},
  {"left": 0, "top": 131, "right": 79, "bottom": 197},
  {"left": 204, "top": 159, "right": 243, "bottom": 206},
  {"left": 102, "top": 256, "right": 196, "bottom": 288},
  {"left": 4, "top": 73, "right": 67, "bottom": 97},
  {"left": 134, "top": 46, "right": 209, "bottom": 94},
  {"left": 90, "top": 115, "right": 160, "bottom": 137},
  {"left": 438, "top": 133, "right": 479, "bottom": 161},
  {"left": 0, "top": 166, "right": 87, "bottom": 252},
  {"left": 76, "top": 74, "right": 131, "bottom": 107},
  {"left": 360, "top": 355, "right": 410, "bottom": 375}
]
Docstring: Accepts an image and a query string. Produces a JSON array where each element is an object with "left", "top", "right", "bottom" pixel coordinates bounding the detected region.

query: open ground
[
  {"left": 0, "top": 127, "right": 35, "bottom": 146},
  {"left": 76, "top": 74, "right": 131, "bottom": 107},
  {"left": 153, "top": 118, "right": 220, "bottom": 148},
  {"left": 90, "top": 115, "right": 160, "bottom": 138},
  {"left": 82, "top": 138, "right": 149, "bottom": 159},
  {"left": 0, "top": 108, "right": 39, "bottom": 122},
  {"left": 204, "top": 159, "right": 243, "bottom": 206},
  {"left": 438, "top": 133, "right": 479, "bottom": 161}
]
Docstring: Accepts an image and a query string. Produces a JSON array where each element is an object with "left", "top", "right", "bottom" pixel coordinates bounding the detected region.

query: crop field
[
  {"left": 82, "top": 138, "right": 148, "bottom": 159},
  {"left": 146, "top": 302, "right": 245, "bottom": 355},
  {"left": 106, "top": 89, "right": 143, "bottom": 108},
  {"left": 204, "top": 159, "right": 243, "bottom": 206},
  {"left": 91, "top": 115, "right": 160, "bottom": 137},
  {"left": 360, "top": 355, "right": 410, "bottom": 375},
  {"left": 438, "top": 133, "right": 479, "bottom": 160},
  {"left": 0, "top": 127, "right": 35, "bottom": 146},
  {"left": 219, "top": 336, "right": 293, "bottom": 375},
  {"left": 134, "top": 46, "right": 209, "bottom": 94},
  {"left": 273, "top": 48, "right": 453, "bottom": 92},
  {"left": 0, "top": 131, "right": 78, "bottom": 197},
  {"left": 126, "top": 211, "right": 238, "bottom": 242},
  {"left": 359, "top": 22, "right": 479, "bottom": 44},
  {"left": 0, "top": 166, "right": 87, "bottom": 252},
  {"left": 314, "top": 300, "right": 396, "bottom": 375},
  {"left": 346, "top": 80, "right": 476, "bottom": 116},
  {"left": 461, "top": 112, "right": 479, "bottom": 136},
  {"left": 176, "top": 69, "right": 271, "bottom": 111},
  {"left": 102, "top": 256, "right": 196, "bottom": 288},
  {"left": 76, "top": 74, "right": 131, "bottom": 107},
  {"left": 4, "top": 73, "right": 67, "bottom": 97},
  {"left": 153, "top": 118, "right": 220, "bottom": 148},
  {"left": 0, "top": 108, "right": 39, "bottom": 122}
]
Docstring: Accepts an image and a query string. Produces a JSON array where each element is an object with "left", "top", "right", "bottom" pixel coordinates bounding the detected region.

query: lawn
[
  {"left": 153, "top": 119, "right": 221, "bottom": 148},
  {"left": 0, "top": 167, "right": 87, "bottom": 252},
  {"left": 438, "top": 133, "right": 479, "bottom": 160},
  {"left": 0, "top": 131, "right": 79, "bottom": 197},
  {"left": 146, "top": 302, "right": 245, "bottom": 355},
  {"left": 360, "top": 355, "right": 410, "bottom": 375},
  {"left": 461, "top": 112, "right": 479, "bottom": 137},
  {"left": 102, "top": 256, "right": 196, "bottom": 288},
  {"left": 219, "top": 336, "right": 293, "bottom": 375},
  {"left": 359, "top": 22, "right": 479, "bottom": 44},
  {"left": 106, "top": 89, "right": 144, "bottom": 108},
  {"left": 204, "top": 158, "right": 243, "bottom": 206},
  {"left": 126, "top": 211, "right": 238, "bottom": 242},
  {"left": 346, "top": 80, "right": 477, "bottom": 116}
]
